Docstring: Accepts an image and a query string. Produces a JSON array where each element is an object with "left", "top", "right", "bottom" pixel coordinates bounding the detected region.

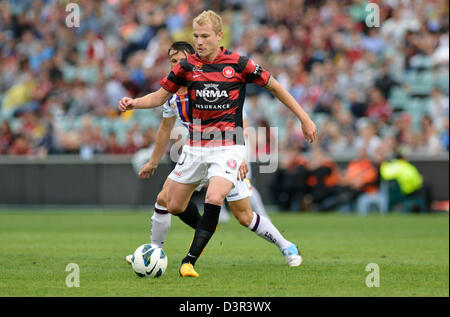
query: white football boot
[
  {"left": 125, "top": 254, "right": 133, "bottom": 265},
  {"left": 281, "top": 243, "right": 303, "bottom": 267}
]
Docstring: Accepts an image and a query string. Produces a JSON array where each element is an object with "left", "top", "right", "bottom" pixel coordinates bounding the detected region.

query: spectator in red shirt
[
  {"left": 105, "top": 131, "right": 123, "bottom": 154},
  {"left": 365, "top": 87, "right": 393, "bottom": 123},
  {"left": 123, "top": 130, "right": 140, "bottom": 154},
  {"left": 0, "top": 121, "right": 14, "bottom": 154},
  {"left": 8, "top": 135, "right": 33, "bottom": 155}
]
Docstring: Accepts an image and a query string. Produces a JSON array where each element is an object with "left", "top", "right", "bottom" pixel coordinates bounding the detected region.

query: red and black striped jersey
[{"left": 160, "top": 47, "right": 271, "bottom": 147}]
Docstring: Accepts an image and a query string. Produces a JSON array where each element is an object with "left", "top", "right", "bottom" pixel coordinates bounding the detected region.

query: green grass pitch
[{"left": 0, "top": 209, "right": 448, "bottom": 297}]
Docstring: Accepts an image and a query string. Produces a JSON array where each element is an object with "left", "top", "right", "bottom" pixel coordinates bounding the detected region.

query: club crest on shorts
[
  {"left": 222, "top": 66, "right": 235, "bottom": 78},
  {"left": 226, "top": 159, "right": 237, "bottom": 170}
]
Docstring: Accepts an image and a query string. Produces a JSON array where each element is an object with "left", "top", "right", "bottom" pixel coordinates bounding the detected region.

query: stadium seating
[
  {"left": 404, "top": 70, "right": 434, "bottom": 96},
  {"left": 386, "top": 180, "right": 427, "bottom": 213},
  {"left": 435, "top": 71, "right": 449, "bottom": 95},
  {"left": 406, "top": 98, "right": 429, "bottom": 131},
  {"left": 0, "top": 0, "right": 447, "bottom": 161},
  {"left": 388, "top": 86, "right": 409, "bottom": 112}
]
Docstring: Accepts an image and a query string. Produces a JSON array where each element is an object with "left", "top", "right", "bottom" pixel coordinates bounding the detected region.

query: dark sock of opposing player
[
  {"left": 182, "top": 203, "right": 221, "bottom": 266},
  {"left": 176, "top": 200, "right": 201, "bottom": 230}
]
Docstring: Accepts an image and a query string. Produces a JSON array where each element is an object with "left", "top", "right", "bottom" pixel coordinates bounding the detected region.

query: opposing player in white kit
[{"left": 124, "top": 41, "right": 302, "bottom": 268}]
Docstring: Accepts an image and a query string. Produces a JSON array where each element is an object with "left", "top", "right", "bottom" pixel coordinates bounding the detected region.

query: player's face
[
  {"left": 168, "top": 50, "right": 188, "bottom": 69},
  {"left": 193, "top": 22, "right": 222, "bottom": 60}
]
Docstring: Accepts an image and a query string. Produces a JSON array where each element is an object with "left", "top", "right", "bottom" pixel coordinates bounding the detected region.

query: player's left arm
[
  {"left": 240, "top": 117, "right": 251, "bottom": 181},
  {"left": 238, "top": 160, "right": 248, "bottom": 181},
  {"left": 264, "top": 76, "right": 317, "bottom": 143}
]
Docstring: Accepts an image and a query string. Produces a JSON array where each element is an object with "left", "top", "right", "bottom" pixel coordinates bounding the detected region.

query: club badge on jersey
[{"left": 222, "top": 66, "right": 235, "bottom": 78}]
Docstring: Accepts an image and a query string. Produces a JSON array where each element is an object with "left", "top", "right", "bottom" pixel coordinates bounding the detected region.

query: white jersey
[
  {"left": 163, "top": 92, "right": 190, "bottom": 127},
  {"left": 163, "top": 92, "right": 190, "bottom": 144}
]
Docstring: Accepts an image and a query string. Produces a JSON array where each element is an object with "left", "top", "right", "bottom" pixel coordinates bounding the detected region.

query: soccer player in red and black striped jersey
[{"left": 118, "top": 10, "right": 317, "bottom": 277}]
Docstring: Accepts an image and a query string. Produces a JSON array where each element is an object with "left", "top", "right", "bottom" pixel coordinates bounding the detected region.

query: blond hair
[{"left": 193, "top": 10, "right": 222, "bottom": 34}]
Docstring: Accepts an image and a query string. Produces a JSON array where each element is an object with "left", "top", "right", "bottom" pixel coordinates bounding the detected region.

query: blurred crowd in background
[{"left": 0, "top": 0, "right": 448, "bottom": 211}]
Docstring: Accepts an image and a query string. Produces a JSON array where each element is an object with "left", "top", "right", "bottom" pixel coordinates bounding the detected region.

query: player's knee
[
  {"left": 205, "top": 193, "right": 226, "bottom": 206},
  {"left": 235, "top": 210, "right": 253, "bottom": 227},
  {"left": 156, "top": 191, "right": 167, "bottom": 208},
  {"left": 166, "top": 198, "right": 184, "bottom": 215},
  {"left": 166, "top": 203, "right": 183, "bottom": 215}
]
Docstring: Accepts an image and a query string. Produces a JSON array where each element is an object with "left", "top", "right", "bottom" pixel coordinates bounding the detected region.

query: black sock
[
  {"left": 182, "top": 203, "right": 221, "bottom": 266},
  {"left": 176, "top": 201, "right": 201, "bottom": 230}
]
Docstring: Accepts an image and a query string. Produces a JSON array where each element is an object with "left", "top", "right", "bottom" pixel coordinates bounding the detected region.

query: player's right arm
[
  {"left": 118, "top": 87, "right": 173, "bottom": 112},
  {"left": 139, "top": 116, "right": 177, "bottom": 179},
  {"left": 122, "top": 61, "right": 187, "bottom": 112},
  {"left": 120, "top": 61, "right": 187, "bottom": 111}
]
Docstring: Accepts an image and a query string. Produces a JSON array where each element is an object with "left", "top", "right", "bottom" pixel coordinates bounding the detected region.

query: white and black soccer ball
[{"left": 131, "top": 244, "right": 168, "bottom": 278}]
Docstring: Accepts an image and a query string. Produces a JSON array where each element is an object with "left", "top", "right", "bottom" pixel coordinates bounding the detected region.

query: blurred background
[{"left": 0, "top": 0, "right": 448, "bottom": 213}]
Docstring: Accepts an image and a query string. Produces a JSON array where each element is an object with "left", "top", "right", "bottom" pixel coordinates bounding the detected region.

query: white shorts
[
  {"left": 194, "top": 177, "right": 252, "bottom": 202},
  {"left": 226, "top": 178, "right": 252, "bottom": 202},
  {"left": 168, "top": 145, "right": 245, "bottom": 188}
]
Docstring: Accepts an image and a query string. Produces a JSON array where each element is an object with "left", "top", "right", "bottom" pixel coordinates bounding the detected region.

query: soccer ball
[{"left": 131, "top": 244, "right": 168, "bottom": 278}]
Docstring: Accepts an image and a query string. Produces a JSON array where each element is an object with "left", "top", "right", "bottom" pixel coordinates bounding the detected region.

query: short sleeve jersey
[
  {"left": 160, "top": 47, "right": 270, "bottom": 147},
  {"left": 163, "top": 92, "right": 190, "bottom": 130}
]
